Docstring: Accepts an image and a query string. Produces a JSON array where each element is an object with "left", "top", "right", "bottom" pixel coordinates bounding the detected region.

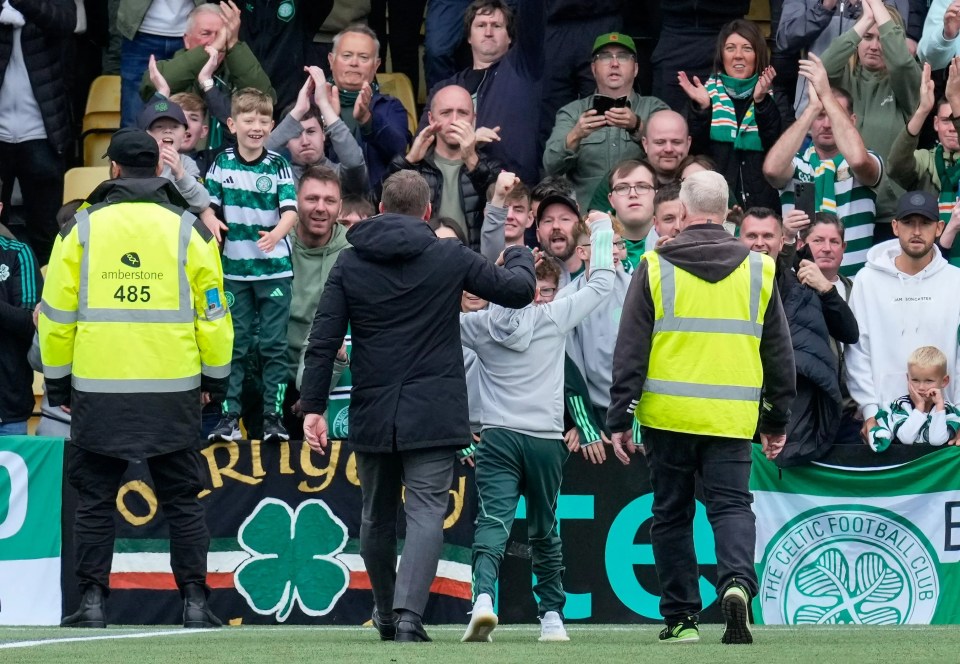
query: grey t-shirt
[{"left": 434, "top": 154, "right": 467, "bottom": 239}]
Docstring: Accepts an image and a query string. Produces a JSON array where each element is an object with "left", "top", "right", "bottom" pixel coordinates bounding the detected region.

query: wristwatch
[{"left": 201, "top": 78, "right": 215, "bottom": 92}]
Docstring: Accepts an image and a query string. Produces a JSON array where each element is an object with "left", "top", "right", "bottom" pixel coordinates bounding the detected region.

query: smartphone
[
  {"left": 592, "top": 95, "right": 628, "bottom": 114},
  {"left": 794, "top": 181, "right": 817, "bottom": 220}
]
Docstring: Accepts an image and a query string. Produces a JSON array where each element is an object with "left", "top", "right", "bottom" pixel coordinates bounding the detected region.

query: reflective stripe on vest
[
  {"left": 636, "top": 250, "right": 774, "bottom": 440},
  {"left": 76, "top": 209, "right": 196, "bottom": 324}
]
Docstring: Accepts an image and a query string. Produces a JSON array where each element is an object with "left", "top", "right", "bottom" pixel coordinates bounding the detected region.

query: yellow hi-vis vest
[{"left": 636, "top": 250, "right": 776, "bottom": 440}]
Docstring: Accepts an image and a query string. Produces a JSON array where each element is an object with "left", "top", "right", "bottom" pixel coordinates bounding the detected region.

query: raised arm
[{"left": 764, "top": 82, "right": 820, "bottom": 189}]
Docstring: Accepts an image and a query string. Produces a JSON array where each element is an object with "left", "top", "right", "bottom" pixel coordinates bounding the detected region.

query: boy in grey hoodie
[{"left": 459, "top": 212, "right": 615, "bottom": 644}]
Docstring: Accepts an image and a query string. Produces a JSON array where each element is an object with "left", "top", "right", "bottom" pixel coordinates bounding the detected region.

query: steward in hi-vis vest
[
  {"left": 606, "top": 171, "right": 795, "bottom": 647},
  {"left": 40, "top": 128, "right": 231, "bottom": 630}
]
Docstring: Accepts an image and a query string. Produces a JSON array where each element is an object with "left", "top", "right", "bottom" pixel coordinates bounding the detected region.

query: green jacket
[
  {"left": 286, "top": 222, "right": 350, "bottom": 376},
  {"left": 543, "top": 91, "right": 669, "bottom": 206},
  {"left": 139, "top": 41, "right": 276, "bottom": 103},
  {"left": 887, "top": 125, "right": 960, "bottom": 193},
  {"left": 117, "top": 0, "right": 203, "bottom": 40},
  {"left": 820, "top": 20, "right": 920, "bottom": 161}
]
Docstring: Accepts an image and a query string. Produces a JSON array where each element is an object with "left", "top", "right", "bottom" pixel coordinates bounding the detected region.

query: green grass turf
[{"left": 1, "top": 625, "right": 959, "bottom": 664}]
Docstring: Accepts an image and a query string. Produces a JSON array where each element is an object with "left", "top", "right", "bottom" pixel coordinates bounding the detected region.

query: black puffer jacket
[
  {"left": 0, "top": 0, "right": 76, "bottom": 154},
  {"left": 689, "top": 93, "right": 783, "bottom": 211},
  {"left": 300, "top": 213, "right": 535, "bottom": 453},
  {"left": 387, "top": 149, "right": 502, "bottom": 253}
]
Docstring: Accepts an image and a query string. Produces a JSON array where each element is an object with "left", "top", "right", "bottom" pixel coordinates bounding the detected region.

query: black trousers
[
  {"left": 67, "top": 445, "right": 210, "bottom": 596},
  {"left": 643, "top": 427, "right": 758, "bottom": 623},
  {"left": 0, "top": 139, "right": 64, "bottom": 265}
]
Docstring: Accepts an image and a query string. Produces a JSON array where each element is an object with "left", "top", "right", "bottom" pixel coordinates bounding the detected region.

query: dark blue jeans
[
  {"left": 643, "top": 427, "right": 758, "bottom": 623},
  {"left": 120, "top": 32, "right": 184, "bottom": 128},
  {"left": 423, "top": 0, "right": 471, "bottom": 92}
]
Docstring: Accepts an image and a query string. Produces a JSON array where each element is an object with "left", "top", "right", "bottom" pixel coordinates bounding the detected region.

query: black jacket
[
  {"left": 300, "top": 213, "right": 535, "bottom": 452},
  {"left": 689, "top": 94, "right": 783, "bottom": 211},
  {"left": 0, "top": 0, "right": 76, "bottom": 154},
  {"left": 608, "top": 223, "right": 796, "bottom": 435},
  {"left": 0, "top": 233, "right": 42, "bottom": 423},
  {"left": 776, "top": 265, "right": 859, "bottom": 466},
  {"left": 387, "top": 150, "right": 502, "bottom": 253}
]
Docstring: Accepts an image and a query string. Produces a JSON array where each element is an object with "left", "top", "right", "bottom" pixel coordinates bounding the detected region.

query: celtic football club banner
[
  {"left": 327, "top": 333, "right": 351, "bottom": 439},
  {"left": 752, "top": 446, "right": 960, "bottom": 625},
  {"left": 0, "top": 436, "right": 63, "bottom": 625}
]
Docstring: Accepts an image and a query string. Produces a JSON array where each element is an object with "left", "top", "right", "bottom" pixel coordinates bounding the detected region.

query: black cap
[
  {"left": 535, "top": 194, "right": 580, "bottom": 225},
  {"left": 136, "top": 98, "right": 188, "bottom": 130},
  {"left": 103, "top": 128, "right": 160, "bottom": 168},
  {"left": 895, "top": 190, "right": 939, "bottom": 221}
]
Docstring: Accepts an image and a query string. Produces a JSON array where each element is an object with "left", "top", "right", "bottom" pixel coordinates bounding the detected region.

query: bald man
[
  {"left": 589, "top": 110, "right": 692, "bottom": 212},
  {"left": 387, "top": 85, "right": 503, "bottom": 252}
]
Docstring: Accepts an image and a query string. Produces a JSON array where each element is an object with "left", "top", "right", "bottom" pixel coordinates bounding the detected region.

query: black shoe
[
  {"left": 395, "top": 614, "right": 431, "bottom": 643},
  {"left": 208, "top": 415, "right": 241, "bottom": 441},
  {"left": 372, "top": 608, "right": 397, "bottom": 640},
  {"left": 61, "top": 586, "right": 106, "bottom": 628},
  {"left": 183, "top": 584, "right": 222, "bottom": 629},
  {"left": 721, "top": 584, "right": 753, "bottom": 644},
  {"left": 262, "top": 413, "right": 290, "bottom": 443}
]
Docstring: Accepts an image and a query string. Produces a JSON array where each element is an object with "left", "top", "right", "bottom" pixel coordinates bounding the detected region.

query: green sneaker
[
  {"left": 659, "top": 616, "right": 699, "bottom": 644},
  {"left": 721, "top": 584, "right": 753, "bottom": 644}
]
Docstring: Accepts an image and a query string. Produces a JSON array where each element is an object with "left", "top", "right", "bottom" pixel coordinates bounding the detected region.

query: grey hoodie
[{"left": 460, "top": 217, "right": 615, "bottom": 439}]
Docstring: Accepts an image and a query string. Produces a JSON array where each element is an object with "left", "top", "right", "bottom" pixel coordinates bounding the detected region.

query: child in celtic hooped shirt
[
  {"left": 869, "top": 346, "right": 960, "bottom": 451},
  {"left": 206, "top": 88, "right": 298, "bottom": 444}
]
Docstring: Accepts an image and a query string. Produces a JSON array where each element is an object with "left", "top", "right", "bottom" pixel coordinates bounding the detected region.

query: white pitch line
[{"left": 0, "top": 629, "right": 209, "bottom": 649}]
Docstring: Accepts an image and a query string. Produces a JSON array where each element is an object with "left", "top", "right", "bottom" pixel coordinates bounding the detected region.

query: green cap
[{"left": 592, "top": 32, "right": 636, "bottom": 55}]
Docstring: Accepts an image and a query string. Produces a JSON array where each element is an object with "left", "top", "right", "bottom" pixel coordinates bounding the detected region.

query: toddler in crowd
[{"left": 869, "top": 346, "right": 960, "bottom": 451}]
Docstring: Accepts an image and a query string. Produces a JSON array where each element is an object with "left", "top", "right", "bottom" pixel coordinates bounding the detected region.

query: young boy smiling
[{"left": 206, "top": 87, "right": 298, "bottom": 443}]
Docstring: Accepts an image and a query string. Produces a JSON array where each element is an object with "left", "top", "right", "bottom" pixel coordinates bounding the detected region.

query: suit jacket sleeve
[
  {"left": 300, "top": 257, "right": 350, "bottom": 415},
  {"left": 758, "top": 284, "right": 796, "bottom": 435}
]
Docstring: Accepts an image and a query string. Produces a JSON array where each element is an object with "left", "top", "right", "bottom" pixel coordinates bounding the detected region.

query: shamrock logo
[
  {"left": 792, "top": 548, "right": 905, "bottom": 625},
  {"left": 0, "top": 264, "right": 8, "bottom": 282},
  {"left": 234, "top": 498, "right": 350, "bottom": 621}
]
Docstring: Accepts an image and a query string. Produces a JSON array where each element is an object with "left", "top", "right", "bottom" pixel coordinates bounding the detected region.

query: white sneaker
[
  {"left": 462, "top": 593, "right": 498, "bottom": 642},
  {"left": 538, "top": 611, "right": 570, "bottom": 642}
]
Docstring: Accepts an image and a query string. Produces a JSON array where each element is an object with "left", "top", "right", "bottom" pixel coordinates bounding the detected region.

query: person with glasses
[
  {"left": 678, "top": 19, "right": 784, "bottom": 212},
  {"left": 543, "top": 32, "right": 668, "bottom": 206},
  {"left": 605, "top": 158, "right": 658, "bottom": 272}
]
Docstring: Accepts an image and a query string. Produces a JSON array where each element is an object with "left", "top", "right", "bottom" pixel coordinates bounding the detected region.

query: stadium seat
[
  {"left": 85, "top": 75, "right": 121, "bottom": 116},
  {"left": 63, "top": 166, "right": 109, "bottom": 204},
  {"left": 81, "top": 76, "right": 122, "bottom": 166},
  {"left": 376, "top": 72, "right": 417, "bottom": 136}
]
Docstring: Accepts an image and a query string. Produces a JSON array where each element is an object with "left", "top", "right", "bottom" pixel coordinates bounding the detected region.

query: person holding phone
[
  {"left": 543, "top": 32, "right": 668, "bottom": 206},
  {"left": 678, "top": 19, "right": 783, "bottom": 212}
]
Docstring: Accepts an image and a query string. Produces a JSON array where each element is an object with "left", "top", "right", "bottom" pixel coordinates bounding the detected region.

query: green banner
[
  {"left": 0, "top": 436, "right": 63, "bottom": 624},
  {"left": 327, "top": 333, "right": 351, "bottom": 439},
  {"left": 751, "top": 446, "right": 960, "bottom": 625}
]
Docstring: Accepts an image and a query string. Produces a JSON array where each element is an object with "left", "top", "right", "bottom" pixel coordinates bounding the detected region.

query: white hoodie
[{"left": 846, "top": 239, "right": 960, "bottom": 419}]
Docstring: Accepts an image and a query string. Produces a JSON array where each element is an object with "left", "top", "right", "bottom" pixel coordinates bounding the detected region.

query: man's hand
[
  {"left": 406, "top": 122, "right": 438, "bottom": 163},
  {"left": 220, "top": 0, "right": 241, "bottom": 50},
  {"left": 948, "top": 57, "right": 960, "bottom": 115},
  {"left": 783, "top": 209, "right": 811, "bottom": 243},
  {"left": 353, "top": 81, "right": 373, "bottom": 125},
  {"left": 797, "top": 259, "right": 834, "bottom": 294},
  {"left": 159, "top": 144, "right": 185, "bottom": 179},
  {"left": 200, "top": 208, "right": 227, "bottom": 244},
  {"left": 290, "top": 73, "right": 314, "bottom": 121},
  {"left": 492, "top": 171, "right": 519, "bottom": 207},
  {"left": 760, "top": 433, "right": 786, "bottom": 460},
  {"left": 945, "top": 0, "right": 960, "bottom": 40},
  {"left": 581, "top": 440, "right": 607, "bottom": 464},
  {"left": 199, "top": 44, "right": 221, "bottom": 83},
  {"left": 753, "top": 66, "right": 777, "bottom": 104},
  {"left": 611, "top": 429, "right": 637, "bottom": 465},
  {"left": 798, "top": 53, "right": 831, "bottom": 99},
  {"left": 604, "top": 106, "right": 639, "bottom": 132},
  {"left": 201, "top": 392, "right": 211, "bottom": 405},
  {"left": 861, "top": 416, "right": 878, "bottom": 444},
  {"left": 564, "top": 427, "right": 580, "bottom": 453},
  {"left": 303, "top": 413, "right": 329, "bottom": 454},
  {"left": 336, "top": 342, "right": 348, "bottom": 363},
  {"left": 257, "top": 230, "right": 281, "bottom": 253},
  {"left": 210, "top": 24, "right": 229, "bottom": 57},
  {"left": 585, "top": 210, "right": 611, "bottom": 225},
  {"left": 677, "top": 72, "right": 710, "bottom": 110},
  {"left": 918, "top": 62, "right": 936, "bottom": 119},
  {"left": 147, "top": 54, "right": 170, "bottom": 97},
  {"left": 567, "top": 109, "right": 606, "bottom": 148},
  {"left": 306, "top": 66, "right": 338, "bottom": 120}
]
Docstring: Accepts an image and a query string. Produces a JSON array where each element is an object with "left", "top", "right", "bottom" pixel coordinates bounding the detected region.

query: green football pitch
[{"left": 1, "top": 625, "right": 958, "bottom": 664}]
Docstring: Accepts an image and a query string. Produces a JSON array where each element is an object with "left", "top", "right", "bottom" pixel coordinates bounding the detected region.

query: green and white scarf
[
  {"left": 934, "top": 144, "right": 960, "bottom": 224},
  {"left": 704, "top": 73, "right": 763, "bottom": 152},
  {"left": 804, "top": 145, "right": 847, "bottom": 214}
]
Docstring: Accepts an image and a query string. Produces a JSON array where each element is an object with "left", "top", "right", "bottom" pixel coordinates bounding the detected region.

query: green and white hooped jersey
[{"left": 207, "top": 148, "right": 298, "bottom": 281}]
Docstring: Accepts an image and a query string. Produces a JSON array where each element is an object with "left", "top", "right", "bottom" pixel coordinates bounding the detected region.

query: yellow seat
[
  {"left": 80, "top": 111, "right": 120, "bottom": 167},
  {"left": 376, "top": 72, "right": 417, "bottom": 137},
  {"left": 85, "top": 75, "right": 121, "bottom": 116},
  {"left": 83, "top": 133, "right": 113, "bottom": 167},
  {"left": 63, "top": 166, "right": 109, "bottom": 204}
]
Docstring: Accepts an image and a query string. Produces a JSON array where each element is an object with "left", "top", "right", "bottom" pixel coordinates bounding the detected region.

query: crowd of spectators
[{"left": 6, "top": 0, "right": 960, "bottom": 463}]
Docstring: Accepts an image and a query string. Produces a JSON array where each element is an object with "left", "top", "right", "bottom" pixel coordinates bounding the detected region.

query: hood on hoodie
[
  {"left": 293, "top": 219, "right": 350, "bottom": 256},
  {"left": 85, "top": 177, "right": 190, "bottom": 210},
  {"left": 656, "top": 223, "right": 750, "bottom": 283},
  {"left": 345, "top": 212, "right": 436, "bottom": 263},
  {"left": 863, "top": 238, "right": 949, "bottom": 278},
  {"left": 484, "top": 304, "right": 537, "bottom": 352}
]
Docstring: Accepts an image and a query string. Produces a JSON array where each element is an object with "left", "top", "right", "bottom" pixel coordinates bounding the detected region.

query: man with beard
[
  {"left": 536, "top": 193, "right": 582, "bottom": 288},
  {"left": 846, "top": 190, "right": 960, "bottom": 446},
  {"left": 389, "top": 85, "right": 501, "bottom": 253}
]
